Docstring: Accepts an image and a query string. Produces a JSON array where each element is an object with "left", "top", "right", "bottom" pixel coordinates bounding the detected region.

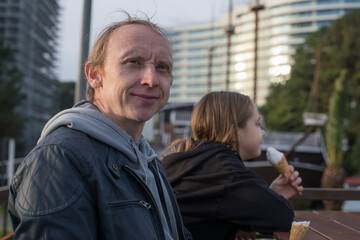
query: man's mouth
[{"left": 132, "top": 93, "right": 159, "bottom": 103}]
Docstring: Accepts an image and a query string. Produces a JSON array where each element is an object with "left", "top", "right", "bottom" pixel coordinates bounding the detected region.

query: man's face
[{"left": 92, "top": 24, "right": 172, "bottom": 128}]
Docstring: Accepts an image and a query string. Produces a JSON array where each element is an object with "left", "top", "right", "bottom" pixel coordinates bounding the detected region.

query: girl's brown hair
[{"left": 162, "top": 91, "right": 253, "bottom": 156}]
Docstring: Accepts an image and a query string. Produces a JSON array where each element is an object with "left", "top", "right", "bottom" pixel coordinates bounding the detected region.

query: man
[{"left": 8, "top": 14, "right": 192, "bottom": 240}]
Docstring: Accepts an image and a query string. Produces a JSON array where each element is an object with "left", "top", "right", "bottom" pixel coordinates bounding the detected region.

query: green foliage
[
  {"left": 343, "top": 135, "right": 360, "bottom": 176},
  {"left": 59, "top": 81, "right": 75, "bottom": 110},
  {"left": 0, "top": 39, "right": 25, "bottom": 139},
  {"left": 325, "top": 70, "right": 346, "bottom": 165},
  {"left": 260, "top": 82, "right": 306, "bottom": 132},
  {"left": 261, "top": 11, "right": 360, "bottom": 175}
]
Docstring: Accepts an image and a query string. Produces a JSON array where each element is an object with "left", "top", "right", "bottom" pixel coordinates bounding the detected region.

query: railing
[
  {"left": 0, "top": 158, "right": 23, "bottom": 186},
  {"left": 291, "top": 187, "right": 360, "bottom": 200},
  {"left": 0, "top": 186, "right": 8, "bottom": 203},
  {"left": 0, "top": 186, "right": 12, "bottom": 240}
]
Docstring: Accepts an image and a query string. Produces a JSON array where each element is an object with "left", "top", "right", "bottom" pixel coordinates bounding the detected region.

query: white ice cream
[
  {"left": 292, "top": 221, "right": 310, "bottom": 227},
  {"left": 266, "top": 147, "right": 284, "bottom": 165}
]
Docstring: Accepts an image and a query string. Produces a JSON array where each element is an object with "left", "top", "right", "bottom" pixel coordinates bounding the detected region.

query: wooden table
[{"left": 274, "top": 211, "right": 360, "bottom": 240}]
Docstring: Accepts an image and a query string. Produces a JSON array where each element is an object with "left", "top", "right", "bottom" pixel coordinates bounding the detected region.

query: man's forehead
[
  {"left": 110, "top": 24, "right": 169, "bottom": 45},
  {"left": 107, "top": 24, "right": 172, "bottom": 60}
]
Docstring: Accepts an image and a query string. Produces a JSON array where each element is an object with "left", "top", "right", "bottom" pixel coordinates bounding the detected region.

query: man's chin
[{"left": 134, "top": 112, "right": 156, "bottom": 123}]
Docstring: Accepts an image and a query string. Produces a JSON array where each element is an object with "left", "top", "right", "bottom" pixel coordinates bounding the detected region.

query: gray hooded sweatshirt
[{"left": 38, "top": 100, "right": 178, "bottom": 240}]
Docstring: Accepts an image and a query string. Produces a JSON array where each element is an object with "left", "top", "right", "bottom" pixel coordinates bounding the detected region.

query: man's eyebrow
[
  {"left": 157, "top": 59, "right": 173, "bottom": 67},
  {"left": 117, "top": 55, "right": 142, "bottom": 64},
  {"left": 118, "top": 49, "right": 140, "bottom": 58}
]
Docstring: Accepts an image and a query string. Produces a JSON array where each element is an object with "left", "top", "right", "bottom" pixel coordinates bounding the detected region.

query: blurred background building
[
  {"left": 167, "top": 0, "right": 360, "bottom": 105},
  {"left": 0, "top": 0, "right": 60, "bottom": 153}
]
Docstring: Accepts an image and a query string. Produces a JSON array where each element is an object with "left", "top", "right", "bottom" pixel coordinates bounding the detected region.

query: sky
[{"left": 58, "top": 0, "right": 244, "bottom": 82}]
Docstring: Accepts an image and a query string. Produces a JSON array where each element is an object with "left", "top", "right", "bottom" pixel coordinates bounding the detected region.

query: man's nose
[{"left": 141, "top": 65, "right": 159, "bottom": 87}]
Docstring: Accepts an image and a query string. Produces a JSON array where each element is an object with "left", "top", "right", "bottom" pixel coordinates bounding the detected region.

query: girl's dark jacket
[{"left": 162, "top": 141, "right": 294, "bottom": 240}]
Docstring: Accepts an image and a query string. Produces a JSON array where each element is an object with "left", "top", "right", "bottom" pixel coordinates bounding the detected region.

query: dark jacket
[
  {"left": 9, "top": 127, "right": 191, "bottom": 240},
  {"left": 9, "top": 101, "right": 192, "bottom": 240},
  {"left": 162, "top": 141, "right": 294, "bottom": 240}
]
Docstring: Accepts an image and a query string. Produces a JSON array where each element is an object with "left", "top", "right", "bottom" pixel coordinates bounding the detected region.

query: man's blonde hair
[{"left": 86, "top": 12, "right": 172, "bottom": 101}]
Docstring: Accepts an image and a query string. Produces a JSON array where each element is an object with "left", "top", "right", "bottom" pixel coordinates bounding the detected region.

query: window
[
  {"left": 345, "top": 9, "right": 356, "bottom": 14},
  {"left": 317, "top": 9, "right": 340, "bottom": 15},
  {"left": 292, "top": 12, "right": 312, "bottom": 18},
  {"left": 292, "top": 22, "right": 312, "bottom": 28},
  {"left": 189, "top": 48, "right": 203, "bottom": 53},
  {"left": 189, "top": 29, "right": 208, "bottom": 36},
  {"left": 317, "top": 20, "right": 333, "bottom": 27},
  {"left": 317, "top": 0, "right": 340, "bottom": 5},
  {"left": 292, "top": 33, "right": 309, "bottom": 39},
  {"left": 189, "top": 39, "right": 203, "bottom": 44},
  {"left": 292, "top": 1, "right": 312, "bottom": 7}
]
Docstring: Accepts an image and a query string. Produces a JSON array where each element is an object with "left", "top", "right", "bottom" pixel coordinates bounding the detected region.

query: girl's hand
[
  {"left": 269, "top": 165, "right": 303, "bottom": 199},
  {"left": 234, "top": 230, "right": 256, "bottom": 240}
]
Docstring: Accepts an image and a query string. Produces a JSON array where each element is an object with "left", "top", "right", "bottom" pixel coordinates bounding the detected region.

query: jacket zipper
[
  {"left": 106, "top": 200, "right": 151, "bottom": 209},
  {"left": 123, "top": 165, "right": 165, "bottom": 239},
  {"left": 150, "top": 162, "right": 188, "bottom": 240}
]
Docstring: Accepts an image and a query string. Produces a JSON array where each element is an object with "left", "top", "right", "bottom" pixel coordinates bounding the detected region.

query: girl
[{"left": 161, "top": 91, "right": 303, "bottom": 240}]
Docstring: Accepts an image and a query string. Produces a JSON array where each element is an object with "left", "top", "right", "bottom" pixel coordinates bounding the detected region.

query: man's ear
[{"left": 85, "top": 61, "right": 102, "bottom": 88}]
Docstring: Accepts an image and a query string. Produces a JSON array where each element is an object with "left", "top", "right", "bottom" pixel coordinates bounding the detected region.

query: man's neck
[
  {"left": 92, "top": 100, "right": 145, "bottom": 141},
  {"left": 118, "top": 120, "right": 144, "bottom": 142}
]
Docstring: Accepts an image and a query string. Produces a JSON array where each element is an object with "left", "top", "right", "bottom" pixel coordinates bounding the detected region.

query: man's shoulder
[
  {"left": 34, "top": 127, "right": 107, "bottom": 164},
  {"left": 41, "top": 126, "right": 88, "bottom": 143},
  {"left": 11, "top": 127, "right": 93, "bottom": 218},
  {"left": 39, "top": 127, "right": 101, "bottom": 151}
]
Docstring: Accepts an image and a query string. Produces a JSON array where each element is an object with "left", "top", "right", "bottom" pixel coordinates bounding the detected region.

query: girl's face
[{"left": 236, "top": 102, "right": 265, "bottom": 161}]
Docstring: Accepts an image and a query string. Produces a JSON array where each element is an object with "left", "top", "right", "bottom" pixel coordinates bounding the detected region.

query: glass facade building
[
  {"left": 168, "top": 0, "right": 360, "bottom": 105},
  {"left": 0, "top": 0, "right": 60, "bottom": 153}
]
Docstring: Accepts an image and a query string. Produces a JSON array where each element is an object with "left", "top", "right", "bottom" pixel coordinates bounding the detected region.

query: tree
[
  {"left": 0, "top": 39, "right": 25, "bottom": 158},
  {"left": 345, "top": 136, "right": 360, "bottom": 176},
  {"left": 260, "top": 27, "right": 331, "bottom": 132},
  {"left": 58, "top": 81, "right": 75, "bottom": 110},
  {"left": 325, "top": 70, "right": 346, "bottom": 166},
  {"left": 321, "top": 70, "right": 347, "bottom": 210},
  {"left": 261, "top": 10, "right": 360, "bottom": 176}
]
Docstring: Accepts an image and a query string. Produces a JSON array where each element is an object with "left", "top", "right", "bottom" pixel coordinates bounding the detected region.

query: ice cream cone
[
  {"left": 289, "top": 221, "right": 310, "bottom": 240},
  {"left": 267, "top": 147, "right": 291, "bottom": 176},
  {"left": 266, "top": 147, "right": 302, "bottom": 195},
  {"left": 274, "top": 155, "right": 292, "bottom": 177}
]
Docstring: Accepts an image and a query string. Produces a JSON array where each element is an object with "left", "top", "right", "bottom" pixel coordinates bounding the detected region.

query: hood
[
  {"left": 162, "top": 141, "right": 239, "bottom": 184},
  {"left": 38, "top": 100, "right": 158, "bottom": 167}
]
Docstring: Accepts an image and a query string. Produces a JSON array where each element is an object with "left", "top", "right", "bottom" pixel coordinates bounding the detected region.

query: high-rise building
[
  {"left": 0, "top": 0, "right": 60, "bottom": 153},
  {"left": 168, "top": 0, "right": 360, "bottom": 105}
]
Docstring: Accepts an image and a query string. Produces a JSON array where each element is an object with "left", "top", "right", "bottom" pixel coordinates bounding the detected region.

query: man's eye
[
  {"left": 157, "top": 64, "right": 170, "bottom": 72},
  {"left": 123, "top": 58, "right": 141, "bottom": 66},
  {"left": 128, "top": 59, "right": 140, "bottom": 64}
]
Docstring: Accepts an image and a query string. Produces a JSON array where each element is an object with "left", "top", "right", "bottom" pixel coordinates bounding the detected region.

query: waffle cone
[
  {"left": 274, "top": 156, "right": 292, "bottom": 176},
  {"left": 289, "top": 221, "right": 310, "bottom": 240}
]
